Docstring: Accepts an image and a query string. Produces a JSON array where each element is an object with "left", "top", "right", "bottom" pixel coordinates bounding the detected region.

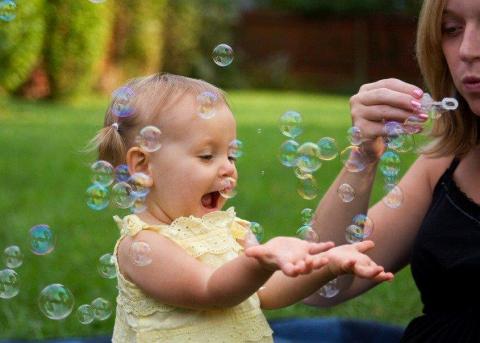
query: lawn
[{"left": 0, "top": 90, "right": 422, "bottom": 339}]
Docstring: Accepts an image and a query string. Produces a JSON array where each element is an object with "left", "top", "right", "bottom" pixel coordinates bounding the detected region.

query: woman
[{"left": 306, "top": 0, "right": 480, "bottom": 341}]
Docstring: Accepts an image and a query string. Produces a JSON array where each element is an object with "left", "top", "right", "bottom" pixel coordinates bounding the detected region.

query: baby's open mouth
[{"left": 201, "top": 191, "right": 220, "bottom": 209}]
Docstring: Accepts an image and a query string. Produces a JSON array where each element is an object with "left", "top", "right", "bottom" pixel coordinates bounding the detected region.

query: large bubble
[
  {"left": 111, "top": 86, "right": 135, "bottom": 118},
  {"left": 212, "top": 44, "right": 234, "bottom": 67},
  {"left": 279, "top": 111, "right": 303, "bottom": 139},
  {"left": 112, "top": 182, "right": 135, "bottom": 209},
  {"left": 296, "top": 225, "right": 319, "bottom": 242},
  {"left": 0, "top": 268, "right": 19, "bottom": 299},
  {"left": 91, "top": 297, "right": 112, "bottom": 321},
  {"left": 38, "top": 284, "right": 75, "bottom": 320},
  {"left": 337, "top": 183, "right": 355, "bottom": 203},
  {"left": 30, "top": 224, "right": 56, "bottom": 255},
  {"left": 76, "top": 304, "right": 95, "bottom": 325},
  {"left": 91, "top": 160, "right": 114, "bottom": 187}
]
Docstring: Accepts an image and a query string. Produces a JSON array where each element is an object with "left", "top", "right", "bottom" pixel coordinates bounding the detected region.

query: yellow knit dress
[{"left": 111, "top": 207, "right": 273, "bottom": 342}]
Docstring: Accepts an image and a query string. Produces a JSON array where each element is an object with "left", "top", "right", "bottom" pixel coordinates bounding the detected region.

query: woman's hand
[
  {"left": 349, "top": 78, "right": 426, "bottom": 161},
  {"left": 245, "top": 238, "right": 335, "bottom": 277}
]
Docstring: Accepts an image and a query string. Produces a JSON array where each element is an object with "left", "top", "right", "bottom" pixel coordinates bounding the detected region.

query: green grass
[{"left": 0, "top": 91, "right": 422, "bottom": 339}]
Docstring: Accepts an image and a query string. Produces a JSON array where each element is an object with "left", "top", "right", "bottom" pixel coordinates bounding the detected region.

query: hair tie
[{"left": 112, "top": 122, "right": 119, "bottom": 131}]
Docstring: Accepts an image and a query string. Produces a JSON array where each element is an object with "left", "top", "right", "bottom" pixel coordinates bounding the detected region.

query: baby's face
[{"left": 146, "top": 94, "right": 238, "bottom": 221}]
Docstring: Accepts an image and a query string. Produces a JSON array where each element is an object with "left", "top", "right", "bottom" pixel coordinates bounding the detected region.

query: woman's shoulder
[{"left": 414, "top": 154, "right": 455, "bottom": 190}]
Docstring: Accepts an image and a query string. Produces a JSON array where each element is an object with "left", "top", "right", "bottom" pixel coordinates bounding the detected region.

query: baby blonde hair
[
  {"left": 416, "top": 0, "right": 480, "bottom": 157},
  {"left": 88, "top": 73, "right": 228, "bottom": 166}
]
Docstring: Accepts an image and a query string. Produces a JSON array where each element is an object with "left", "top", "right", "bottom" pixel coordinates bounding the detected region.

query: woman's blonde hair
[
  {"left": 417, "top": 0, "right": 480, "bottom": 157},
  {"left": 86, "top": 73, "right": 228, "bottom": 166}
]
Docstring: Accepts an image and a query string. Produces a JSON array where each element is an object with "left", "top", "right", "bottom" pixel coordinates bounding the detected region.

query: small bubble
[
  {"left": 111, "top": 182, "right": 135, "bottom": 209},
  {"left": 383, "top": 184, "right": 404, "bottom": 209},
  {"left": 86, "top": 183, "right": 109, "bottom": 211},
  {"left": 229, "top": 139, "right": 243, "bottom": 159},
  {"left": 294, "top": 167, "right": 311, "bottom": 180},
  {"left": 317, "top": 278, "right": 339, "bottom": 298},
  {"left": 0, "top": 0, "right": 16, "bottom": 22},
  {"left": 337, "top": 183, "right": 355, "bottom": 203},
  {"left": 130, "top": 196, "right": 147, "bottom": 214},
  {"left": 129, "top": 173, "right": 151, "bottom": 198},
  {"left": 111, "top": 86, "right": 135, "bottom": 118},
  {"left": 296, "top": 142, "right": 322, "bottom": 173},
  {"left": 352, "top": 214, "right": 374, "bottom": 239},
  {"left": 300, "top": 208, "right": 314, "bottom": 225},
  {"left": 114, "top": 164, "right": 130, "bottom": 183},
  {"left": 345, "top": 224, "right": 364, "bottom": 243},
  {"left": 197, "top": 91, "right": 218, "bottom": 119},
  {"left": 279, "top": 140, "right": 299, "bottom": 168},
  {"left": 340, "top": 146, "right": 367, "bottom": 173},
  {"left": 403, "top": 115, "right": 424, "bottom": 135},
  {"left": 347, "top": 126, "right": 362, "bottom": 146},
  {"left": 30, "top": 224, "right": 55, "bottom": 255},
  {"left": 249, "top": 222, "right": 264, "bottom": 242},
  {"left": 212, "top": 44, "right": 234, "bottom": 67},
  {"left": 219, "top": 177, "right": 237, "bottom": 199},
  {"left": 0, "top": 269, "right": 19, "bottom": 299},
  {"left": 136, "top": 126, "right": 162, "bottom": 152},
  {"left": 296, "top": 225, "right": 318, "bottom": 242},
  {"left": 3, "top": 245, "right": 23, "bottom": 269},
  {"left": 297, "top": 174, "right": 319, "bottom": 200},
  {"left": 38, "top": 284, "right": 75, "bottom": 320},
  {"left": 91, "top": 160, "right": 114, "bottom": 187},
  {"left": 97, "top": 253, "right": 116, "bottom": 279},
  {"left": 77, "top": 304, "right": 95, "bottom": 325},
  {"left": 279, "top": 111, "right": 303, "bottom": 139},
  {"left": 380, "top": 151, "right": 401, "bottom": 178},
  {"left": 129, "top": 242, "right": 152, "bottom": 267},
  {"left": 91, "top": 297, "right": 112, "bottom": 321},
  {"left": 317, "top": 137, "right": 338, "bottom": 160}
]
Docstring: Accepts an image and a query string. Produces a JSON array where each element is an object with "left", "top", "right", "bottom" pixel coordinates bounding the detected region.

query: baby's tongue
[{"left": 201, "top": 193, "right": 213, "bottom": 208}]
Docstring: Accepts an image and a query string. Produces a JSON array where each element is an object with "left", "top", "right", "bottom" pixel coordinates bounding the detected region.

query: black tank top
[{"left": 401, "top": 158, "right": 480, "bottom": 342}]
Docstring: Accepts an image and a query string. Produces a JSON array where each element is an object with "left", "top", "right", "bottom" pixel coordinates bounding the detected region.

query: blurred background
[{"left": 1, "top": 0, "right": 424, "bottom": 341}]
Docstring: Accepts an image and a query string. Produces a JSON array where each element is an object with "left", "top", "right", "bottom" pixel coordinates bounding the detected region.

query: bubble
[
  {"left": 249, "top": 222, "right": 264, "bottom": 242},
  {"left": 380, "top": 151, "right": 401, "bottom": 178},
  {"left": 88, "top": 0, "right": 106, "bottom": 3},
  {"left": 130, "top": 196, "right": 147, "bottom": 214},
  {"left": 347, "top": 126, "right": 362, "bottom": 146},
  {"left": 260, "top": 170, "right": 265, "bottom": 177},
  {"left": 219, "top": 177, "right": 237, "bottom": 199},
  {"left": 394, "top": 134, "right": 414, "bottom": 154},
  {"left": 91, "top": 297, "right": 112, "bottom": 321},
  {"left": 112, "top": 182, "right": 135, "bottom": 209},
  {"left": 301, "top": 208, "right": 314, "bottom": 225},
  {"left": 296, "top": 225, "right": 319, "bottom": 242},
  {"left": 111, "top": 86, "right": 135, "bottom": 118},
  {"left": 77, "top": 304, "right": 95, "bottom": 325},
  {"left": 129, "top": 242, "right": 152, "bottom": 267},
  {"left": 337, "top": 183, "right": 355, "bottom": 203},
  {"left": 0, "top": 0, "right": 16, "bottom": 22},
  {"left": 86, "top": 183, "right": 110, "bottom": 211},
  {"left": 383, "top": 184, "right": 404, "bottom": 209},
  {"left": 296, "top": 142, "right": 322, "bottom": 173},
  {"left": 97, "top": 253, "right": 116, "bottom": 279},
  {"left": 279, "top": 140, "right": 299, "bottom": 167},
  {"left": 229, "top": 139, "right": 243, "bottom": 159},
  {"left": 212, "top": 43, "right": 234, "bottom": 67},
  {"left": 340, "top": 146, "right": 367, "bottom": 173},
  {"left": 257, "top": 128, "right": 262, "bottom": 134},
  {"left": 297, "top": 174, "right": 319, "bottom": 200},
  {"left": 129, "top": 173, "right": 151, "bottom": 198},
  {"left": 197, "top": 91, "right": 218, "bottom": 119},
  {"left": 30, "top": 224, "right": 55, "bottom": 255},
  {"left": 38, "top": 284, "right": 75, "bottom": 320},
  {"left": 404, "top": 115, "right": 425, "bottom": 135},
  {"left": 279, "top": 111, "right": 303, "bottom": 139},
  {"left": 0, "top": 269, "right": 19, "bottom": 299},
  {"left": 3, "top": 245, "right": 23, "bottom": 269},
  {"left": 91, "top": 160, "right": 114, "bottom": 187},
  {"left": 317, "top": 137, "right": 338, "bottom": 160},
  {"left": 317, "top": 278, "right": 339, "bottom": 298},
  {"left": 420, "top": 93, "right": 434, "bottom": 112},
  {"left": 294, "top": 167, "right": 311, "bottom": 180},
  {"left": 352, "top": 214, "right": 374, "bottom": 239},
  {"left": 136, "top": 126, "right": 162, "bottom": 152},
  {"left": 115, "top": 164, "right": 130, "bottom": 183},
  {"left": 384, "top": 121, "right": 404, "bottom": 137},
  {"left": 345, "top": 224, "right": 364, "bottom": 243}
]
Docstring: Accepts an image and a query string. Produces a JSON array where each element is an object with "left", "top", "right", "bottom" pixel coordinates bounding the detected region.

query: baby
[{"left": 89, "top": 73, "right": 393, "bottom": 342}]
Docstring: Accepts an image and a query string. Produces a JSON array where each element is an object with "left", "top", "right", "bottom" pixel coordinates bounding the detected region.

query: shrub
[{"left": 0, "top": 0, "right": 46, "bottom": 93}]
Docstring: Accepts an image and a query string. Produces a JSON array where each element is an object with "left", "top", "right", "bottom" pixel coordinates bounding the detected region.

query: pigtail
[{"left": 84, "top": 124, "right": 126, "bottom": 166}]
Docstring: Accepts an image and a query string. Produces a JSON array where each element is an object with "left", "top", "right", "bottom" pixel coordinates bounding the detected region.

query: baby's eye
[
  {"left": 228, "top": 155, "right": 237, "bottom": 162},
  {"left": 199, "top": 155, "right": 213, "bottom": 161}
]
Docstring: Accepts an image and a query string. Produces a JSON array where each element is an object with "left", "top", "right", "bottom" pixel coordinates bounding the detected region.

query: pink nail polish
[
  {"left": 418, "top": 113, "right": 429, "bottom": 120},
  {"left": 413, "top": 88, "right": 423, "bottom": 98},
  {"left": 411, "top": 100, "right": 422, "bottom": 110}
]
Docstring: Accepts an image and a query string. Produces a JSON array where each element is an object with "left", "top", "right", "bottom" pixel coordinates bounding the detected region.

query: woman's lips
[{"left": 462, "top": 76, "right": 480, "bottom": 92}]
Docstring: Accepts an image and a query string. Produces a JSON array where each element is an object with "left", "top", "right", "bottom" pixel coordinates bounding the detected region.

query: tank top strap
[{"left": 445, "top": 157, "right": 461, "bottom": 176}]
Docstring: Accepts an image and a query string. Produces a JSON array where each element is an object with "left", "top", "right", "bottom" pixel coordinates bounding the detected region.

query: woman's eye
[{"left": 442, "top": 24, "right": 462, "bottom": 36}]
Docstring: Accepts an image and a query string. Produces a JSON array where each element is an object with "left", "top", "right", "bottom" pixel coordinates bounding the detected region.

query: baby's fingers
[
  {"left": 308, "top": 241, "right": 335, "bottom": 254},
  {"left": 244, "top": 245, "right": 268, "bottom": 259}
]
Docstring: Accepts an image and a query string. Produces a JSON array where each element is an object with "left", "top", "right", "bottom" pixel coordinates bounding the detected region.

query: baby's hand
[
  {"left": 245, "top": 237, "right": 335, "bottom": 277},
  {"left": 324, "top": 240, "right": 394, "bottom": 282}
]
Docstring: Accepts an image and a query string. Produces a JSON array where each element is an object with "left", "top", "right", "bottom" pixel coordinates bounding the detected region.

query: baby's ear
[{"left": 126, "top": 147, "right": 154, "bottom": 187}]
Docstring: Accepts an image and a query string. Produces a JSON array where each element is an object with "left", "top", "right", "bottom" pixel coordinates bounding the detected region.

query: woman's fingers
[
  {"left": 352, "top": 240, "right": 375, "bottom": 253},
  {"left": 358, "top": 78, "right": 423, "bottom": 97}
]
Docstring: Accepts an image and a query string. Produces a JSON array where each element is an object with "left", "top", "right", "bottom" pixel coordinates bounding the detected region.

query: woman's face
[{"left": 441, "top": 0, "right": 480, "bottom": 115}]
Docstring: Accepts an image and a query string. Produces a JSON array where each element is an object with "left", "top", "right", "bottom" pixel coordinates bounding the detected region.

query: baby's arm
[
  {"left": 117, "top": 230, "right": 332, "bottom": 310},
  {"left": 248, "top": 240, "right": 393, "bottom": 309}
]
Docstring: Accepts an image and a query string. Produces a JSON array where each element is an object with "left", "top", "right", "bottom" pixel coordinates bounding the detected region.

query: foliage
[
  {"left": 110, "top": 0, "right": 167, "bottom": 82},
  {"left": 0, "top": 0, "right": 45, "bottom": 93},
  {"left": 44, "top": 0, "right": 113, "bottom": 99}
]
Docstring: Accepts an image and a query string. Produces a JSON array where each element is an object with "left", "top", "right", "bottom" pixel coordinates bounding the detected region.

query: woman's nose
[{"left": 459, "top": 24, "right": 480, "bottom": 62}]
